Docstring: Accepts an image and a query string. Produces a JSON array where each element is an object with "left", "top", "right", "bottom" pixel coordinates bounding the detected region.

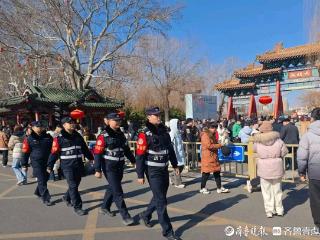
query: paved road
[{"left": 0, "top": 163, "right": 318, "bottom": 240}]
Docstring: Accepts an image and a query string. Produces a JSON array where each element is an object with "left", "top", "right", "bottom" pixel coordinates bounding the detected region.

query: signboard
[
  {"left": 218, "top": 145, "right": 245, "bottom": 162},
  {"left": 288, "top": 69, "right": 312, "bottom": 79},
  {"left": 185, "top": 94, "right": 217, "bottom": 119}
]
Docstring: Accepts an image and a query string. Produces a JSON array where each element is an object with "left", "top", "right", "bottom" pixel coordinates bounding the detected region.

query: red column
[
  {"left": 273, "top": 80, "right": 284, "bottom": 119},
  {"left": 247, "top": 94, "right": 257, "bottom": 118},
  {"left": 35, "top": 112, "right": 40, "bottom": 121},
  {"left": 227, "top": 96, "right": 234, "bottom": 120}
]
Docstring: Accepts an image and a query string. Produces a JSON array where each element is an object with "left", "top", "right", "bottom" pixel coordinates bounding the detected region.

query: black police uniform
[
  {"left": 21, "top": 126, "right": 53, "bottom": 205},
  {"left": 136, "top": 107, "right": 179, "bottom": 239},
  {"left": 94, "top": 114, "right": 136, "bottom": 224},
  {"left": 48, "top": 119, "right": 93, "bottom": 214}
]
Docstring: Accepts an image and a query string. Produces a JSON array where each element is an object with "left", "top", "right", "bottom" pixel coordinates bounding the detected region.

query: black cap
[
  {"left": 209, "top": 121, "right": 218, "bottom": 129},
  {"left": 186, "top": 118, "right": 193, "bottom": 124},
  {"left": 31, "top": 121, "right": 43, "bottom": 127},
  {"left": 282, "top": 117, "right": 291, "bottom": 122},
  {"left": 145, "top": 107, "right": 161, "bottom": 115},
  {"left": 61, "top": 117, "right": 75, "bottom": 125},
  {"left": 106, "top": 112, "right": 121, "bottom": 121},
  {"left": 221, "top": 146, "right": 231, "bottom": 157}
]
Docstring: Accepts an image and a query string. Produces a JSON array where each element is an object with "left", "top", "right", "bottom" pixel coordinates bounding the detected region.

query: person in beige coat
[
  {"left": 0, "top": 126, "right": 9, "bottom": 167},
  {"left": 8, "top": 125, "right": 27, "bottom": 185},
  {"left": 253, "top": 121, "right": 288, "bottom": 218}
]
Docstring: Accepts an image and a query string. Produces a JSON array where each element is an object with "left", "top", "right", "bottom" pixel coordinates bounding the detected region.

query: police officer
[
  {"left": 47, "top": 117, "right": 94, "bottom": 216},
  {"left": 136, "top": 107, "right": 181, "bottom": 240},
  {"left": 21, "top": 121, "right": 53, "bottom": 206},
  {"left": 94, "top": 112, "right": 136, "bottom": 226}
]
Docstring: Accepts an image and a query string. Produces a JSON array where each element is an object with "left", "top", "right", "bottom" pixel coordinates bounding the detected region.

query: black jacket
[
  {"left": 135, "top": 121, "right": 178, "bottom": 179},
  {"left": 181, "top": 125, "right": 199, "bottom": 142},
  {"left": 94, "top": 125, "right": 135, "bottom": 173},
  {"left": 280, "top": 123, "right": 300, "bottom": 144},
  {"left": 21, "top": 131, "right": 53, "bottom": 168},
  {"left": 272, "top": 121, "right": 282, "bottom": 133},
  {"left": 47, "top": 129, "right": 93, "bottom": 170}
]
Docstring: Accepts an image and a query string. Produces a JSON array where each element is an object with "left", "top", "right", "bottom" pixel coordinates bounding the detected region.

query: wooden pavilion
[{"left": 0, "top": 85, "right": 123, "bottom": 130}]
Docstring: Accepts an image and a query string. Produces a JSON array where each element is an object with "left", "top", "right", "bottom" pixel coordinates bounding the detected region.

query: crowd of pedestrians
[{"left": 0, "top": 107, "right": 319, "bottom": 237}]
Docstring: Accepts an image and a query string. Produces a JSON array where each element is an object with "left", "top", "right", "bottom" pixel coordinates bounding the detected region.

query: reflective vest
[
  {"left": 60, "top": 145, "right": 83, "bottom": 160},
  {"left": 102, "top": 132, "right": 125, "bottom": 162},
  {"left": 144, "top": 128, "right": 169, "bottom": 167}
]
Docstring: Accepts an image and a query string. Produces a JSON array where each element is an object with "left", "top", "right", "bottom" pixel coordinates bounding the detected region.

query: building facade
[
  {"left": 215, "top": 42, "right": 320, "bottom": 119},
  {"left": 0, "top": 85, "right": 123, "bottom": 130}
]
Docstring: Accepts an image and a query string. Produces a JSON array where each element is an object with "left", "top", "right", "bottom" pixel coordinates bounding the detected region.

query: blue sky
[
  {"left": 169, "top": 0, "right": 307, "bottom": 64},
  {"left": 168, "top": 0, "right": 313, "bottom": 108}
]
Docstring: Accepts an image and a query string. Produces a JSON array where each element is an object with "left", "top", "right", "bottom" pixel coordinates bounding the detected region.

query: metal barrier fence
[
  {"left": 127, "top": 141, "right": 299, "bottom": 183},
  {"left": 87, "top": 140, "right": 298, "bottom": 183}
]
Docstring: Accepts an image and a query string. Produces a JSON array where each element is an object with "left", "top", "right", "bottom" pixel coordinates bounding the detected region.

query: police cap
[
  {"left": 61, "top": 117, "right": 75, "bottom": 125},
  {"left": 105, "top": 112, "right": 121, "bottom": 121},
  {"left": 30, "top": 121, "right": 43, "bottom": 127},
  {"left": 145, "top": 107, "right": 161, "bottom": 116}
]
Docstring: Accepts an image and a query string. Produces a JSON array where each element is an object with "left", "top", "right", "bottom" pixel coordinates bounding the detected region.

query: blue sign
[{"left": 218, "top": 145, "right": 245, "bottom": 162}]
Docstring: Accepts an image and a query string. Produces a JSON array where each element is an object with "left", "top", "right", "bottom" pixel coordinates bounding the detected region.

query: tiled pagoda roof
[
  {"left": 0, "top": 85, "right": 123, "bottom": 109},
  {"left": 234, "top": 66, "right": 282, "bottom": 78},
  {"left": 256, "top": 42, "right": 320, "bottom": 63},
  {"left": 214, "top": 79, "right": 255, "bottom": 91}
]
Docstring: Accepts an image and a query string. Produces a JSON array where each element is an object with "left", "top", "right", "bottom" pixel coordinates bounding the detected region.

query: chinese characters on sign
[
  {"left": 288, "top": 69, "right": 312, "bottom": 79},
  {"left": 224, "top": 225, "right": 320, "bottom": 237}
]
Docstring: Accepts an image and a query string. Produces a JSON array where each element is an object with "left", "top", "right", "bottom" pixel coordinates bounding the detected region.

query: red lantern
[
  {"left": 118, "top": 111, "right": 125, "bottom": 119},
  {"left": 70, "top": 109, "right": 85, "bottom": 119},
  {"left": 259, "top": 96, "right": 272, "bottom": 105}
]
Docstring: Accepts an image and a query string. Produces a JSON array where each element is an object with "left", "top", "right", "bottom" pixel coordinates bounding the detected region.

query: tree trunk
[
  {"left": 217, "top": 93, "right": 225, "bottom": 120},
  {"left": 164, "top": 92, "right": 170, "bottom": 123},
  {"left": 164, "top": 108, "right": 169, "bottom": 123}
]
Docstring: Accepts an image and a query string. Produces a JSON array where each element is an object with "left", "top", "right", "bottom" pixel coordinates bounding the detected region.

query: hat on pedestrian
[
  {"left": 221, "top": 146, "right": 231, "bottom": 156},
  {"left": 145, "top": 107, "right": 161, "bottom": 116},
  {"left": 105, "top": 112, "right": 121, "bottom": 121},
  {"left": 61, "top": 117, "right": 75, "bottom": 125},
  {"left": 209, "top": 121, "right": 218, "bottom": 129},
  {"left": 185, "top": 118, "right": 193, "bottom": 124},
  {"left": 259, "top": 121, "right": 273, "bottom": 133},
  {"left": 31, "top": 121, "right": 43, "bottom": 127},
  {"left": 282, "top": 117, "right": 291, "bottom": 123}
]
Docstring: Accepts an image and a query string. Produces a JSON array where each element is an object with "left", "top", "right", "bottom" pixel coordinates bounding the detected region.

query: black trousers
[
  {"left": 201, "top": 172, "right": 222, "bottom": 189},
  {"left": 63, "top": 167, "right": 82, "bottom": 209},
  {"left": 309, "top": 179, "right": 320, "bottom": 228},
  {"left": 33, "top": 167, "right": 51, "bottom": 202},
  {"left": 1, "top": 150, "right": 8, "bottom": 166},
  {"left": 102, "top": 165, "right": 130, "bottom": 220},
  {"left": 143, "top": 167, "right": 173, "bottom": 237}
]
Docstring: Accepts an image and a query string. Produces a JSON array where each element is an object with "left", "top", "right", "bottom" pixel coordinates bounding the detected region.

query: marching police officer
[
  {"left": 136, "top": 107, "right": 181, "bottom": 240},
  {"left": 47, "top": 117, "right": 93, "bottom": 216},
  {"left": 21, "top": 121, "right": 53, "bottom": 206},
  {"left": 94, "top": 112, "right": 136, "bottom": 226}
]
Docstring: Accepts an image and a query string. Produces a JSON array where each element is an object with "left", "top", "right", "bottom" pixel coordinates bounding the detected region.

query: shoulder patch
[{"left": 136, "top": 132, "right": 147, "bottom": 155}]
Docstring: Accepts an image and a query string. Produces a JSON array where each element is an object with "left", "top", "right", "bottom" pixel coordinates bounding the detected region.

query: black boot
[
  {"left": 74, "top": 208, "right": 87, "bottom": 216},
  {"left": 62, "top": 196, "right": 73, "bottom": 207},
  {"left": 122, "top": 216, "right": 134, "bottom": 226},
  {"left": 43, "top": 200, "right": 53, "bottom": 206},
  {"left": 165, "top": 232, "right": 181, "bottom": 240},
  {"left": 99, "top": 208, "right": 115, "bottom": 217},
  {"left": 139, "top": 212, "right": 152, "bottom": 228}
]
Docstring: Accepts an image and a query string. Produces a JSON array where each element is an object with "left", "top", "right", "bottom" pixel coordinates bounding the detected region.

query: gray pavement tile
[
  {"left": 0, "top": 198, "right": 87, "bottom": 234},
  {"left": 0, "top": 166, "right": 316, "bottom": 240}
]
